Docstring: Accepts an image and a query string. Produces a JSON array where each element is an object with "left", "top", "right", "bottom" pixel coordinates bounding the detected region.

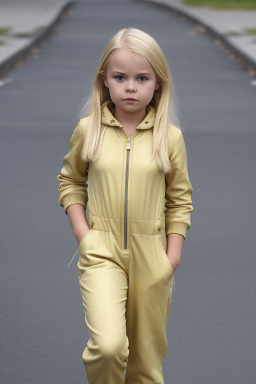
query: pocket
[
  {"left": 158, "top": 235, "right": 174, "bottom": 278},
  {"left": 78, "top": 229, "right": 94, "bottom": 250}
]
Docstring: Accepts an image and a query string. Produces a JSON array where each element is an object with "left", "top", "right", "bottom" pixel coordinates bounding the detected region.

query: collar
[{"left": 101, "top": 100, "right": 156, "bottom": 130}]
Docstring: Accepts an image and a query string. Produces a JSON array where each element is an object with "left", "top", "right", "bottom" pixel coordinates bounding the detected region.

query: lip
[{"left": 124, "top": 98, "right": 137, "bottom": 102}]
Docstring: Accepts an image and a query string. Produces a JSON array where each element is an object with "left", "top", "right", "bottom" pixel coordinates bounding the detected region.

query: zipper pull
[{"left": 126, "top": 136, "right": 131, "bottom": 150}]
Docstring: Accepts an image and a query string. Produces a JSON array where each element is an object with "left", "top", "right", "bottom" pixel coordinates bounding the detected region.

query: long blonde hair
[{"left": 79, "top": 28, "right": 180, "bottom": 174}]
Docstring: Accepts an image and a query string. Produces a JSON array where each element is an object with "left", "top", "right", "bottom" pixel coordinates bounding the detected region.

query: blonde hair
[{"left": 79, "top": 28, "right": 180, "bottom": 174}]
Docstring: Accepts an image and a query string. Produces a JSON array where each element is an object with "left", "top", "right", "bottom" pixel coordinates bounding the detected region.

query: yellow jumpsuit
[{"left": 57, "top": 100, "right": 193, "bottom": 384}]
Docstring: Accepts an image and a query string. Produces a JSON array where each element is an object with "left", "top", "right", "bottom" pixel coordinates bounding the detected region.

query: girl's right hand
[
  {"left": 66, "top": 204, "right": 91, "bottom": 245},
  {"left": 76, "top": 227, "right": 91, "bottom": 245}
]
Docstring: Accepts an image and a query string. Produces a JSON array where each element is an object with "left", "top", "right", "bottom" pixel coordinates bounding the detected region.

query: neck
[{"left": 114, "top": 106, "right": 147, "bottom": 130}]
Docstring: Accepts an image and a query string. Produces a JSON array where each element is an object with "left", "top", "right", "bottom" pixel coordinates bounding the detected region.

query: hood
[{"left": 101, "top": 100, "right": 156, "bottom": 130}]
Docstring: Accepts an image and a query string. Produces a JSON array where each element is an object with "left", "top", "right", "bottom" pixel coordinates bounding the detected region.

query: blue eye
[
  {"left": 138, "top": 76, "right": 148, "bottom": 82},
  {"left": 115, "top": 75, "right": 124, "bottom": 81}
]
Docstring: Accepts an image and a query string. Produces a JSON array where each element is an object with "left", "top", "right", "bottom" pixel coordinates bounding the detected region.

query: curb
[
  {"left": 0, "top": 0, "right": 75, "bottom": 79},
  {"left": 136, "top": 0, "right": 256, "bottom": 73}
]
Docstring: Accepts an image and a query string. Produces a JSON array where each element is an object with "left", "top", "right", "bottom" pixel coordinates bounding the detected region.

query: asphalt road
[{"left": 0, "top": 0, "right": 256, "bottom": 383}]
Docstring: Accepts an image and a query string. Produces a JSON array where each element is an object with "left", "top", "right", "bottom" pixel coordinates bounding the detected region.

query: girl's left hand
[
  {"left": 167, "top": 255, "right": 180, "bottom": 275},
  {"left": 166, "top": 233, "right": 184, "bottom": 275}
]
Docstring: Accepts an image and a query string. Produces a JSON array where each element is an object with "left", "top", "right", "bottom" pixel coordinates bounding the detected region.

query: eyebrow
[{"left": 112, "top": 71, "right": 150, "bottom": 76}]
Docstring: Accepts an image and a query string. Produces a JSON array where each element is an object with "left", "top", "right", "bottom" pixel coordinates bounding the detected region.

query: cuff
[
  {"left": 165, "top": 222, "right": 189, "bottom": 239},
  {"left": 60, "top": 194, "right": 87, "bottom": 214}
]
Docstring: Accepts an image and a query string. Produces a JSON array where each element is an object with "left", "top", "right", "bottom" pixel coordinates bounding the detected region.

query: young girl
[{"left": 57, "top": 28, "right": 193, "bottom": 384}]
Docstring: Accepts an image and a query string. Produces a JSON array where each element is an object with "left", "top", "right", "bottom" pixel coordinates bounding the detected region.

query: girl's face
[{"left": 104, "top": 47, "right": 159, "bottom": 118}]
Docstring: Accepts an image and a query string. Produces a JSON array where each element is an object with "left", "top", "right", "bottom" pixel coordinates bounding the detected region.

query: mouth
[{"left": 124, "top": 98, "right": 137, "bottom": 102}]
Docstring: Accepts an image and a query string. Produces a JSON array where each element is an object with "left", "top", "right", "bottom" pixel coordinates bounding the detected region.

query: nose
[{"left": 126, "top": 80, "right": 136, "bottom": 92}]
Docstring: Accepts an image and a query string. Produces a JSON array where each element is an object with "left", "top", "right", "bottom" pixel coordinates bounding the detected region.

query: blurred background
[{"left": 0, "top": 0, "right": 256, "bottom": 383}]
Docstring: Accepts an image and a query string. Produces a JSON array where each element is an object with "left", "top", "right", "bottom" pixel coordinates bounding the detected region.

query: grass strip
[
  {"left": 0, "top": 28, "right": 11, "bottom": 35},
  {"left": 183, "top": 0, "right": 256, "bottom": 10}
]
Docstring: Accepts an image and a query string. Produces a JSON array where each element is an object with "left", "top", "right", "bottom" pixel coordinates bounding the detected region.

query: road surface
[{"left": 0, "top": 0, "right": 255, "bottom": 383}]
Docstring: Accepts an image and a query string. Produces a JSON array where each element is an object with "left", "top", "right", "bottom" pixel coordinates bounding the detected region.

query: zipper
[{"left": 124, "top": 136, "right": 131, "bottom": 249}]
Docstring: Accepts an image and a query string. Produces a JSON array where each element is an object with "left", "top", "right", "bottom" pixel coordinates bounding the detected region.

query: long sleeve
[
  {"left": 57, "top": 120, "right": 89, "bottom": 214},
  {"left": 165, "top": 127, "right": 193, "bottom": 239}
]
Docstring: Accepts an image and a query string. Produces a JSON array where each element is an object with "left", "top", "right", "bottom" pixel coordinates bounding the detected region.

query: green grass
[
  {"left": 244, "top": 28, "right": 256, "bottom": 34},
  {"left": 0, "top": 40, "right": 6, "bottom": 45},
  {"left": 183, "top": 0, "right": 256, "bottom": 9},
  {"left": 0, "top": 27, "right": 11, "bottom": 35}
]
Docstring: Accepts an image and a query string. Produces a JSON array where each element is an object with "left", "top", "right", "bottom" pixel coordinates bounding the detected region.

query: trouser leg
[
  {"left": 125, "top": 233, "right": 174, "bottom": 384},
  {"left": 78, "top": 230, "right": 129, "bottom": 384}
]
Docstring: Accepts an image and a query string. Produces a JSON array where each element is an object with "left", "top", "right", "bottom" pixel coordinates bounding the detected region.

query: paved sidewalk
[
  {"left": 0, "top": 0, "right": 256, "bottom": 78},
  {"left": 0, "top": 0, "right": 75, "bottom": 78},
  {"left": 139, "top": 0, "right": 256, "bottom": 73}
]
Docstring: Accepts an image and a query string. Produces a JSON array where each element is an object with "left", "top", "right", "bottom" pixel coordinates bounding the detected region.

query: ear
[
  {"left": 104, "top": 78, "right": 109, "bottom": 88},
  {"left": 155, "top": 82, "right": 160, "bottom": 91}
]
